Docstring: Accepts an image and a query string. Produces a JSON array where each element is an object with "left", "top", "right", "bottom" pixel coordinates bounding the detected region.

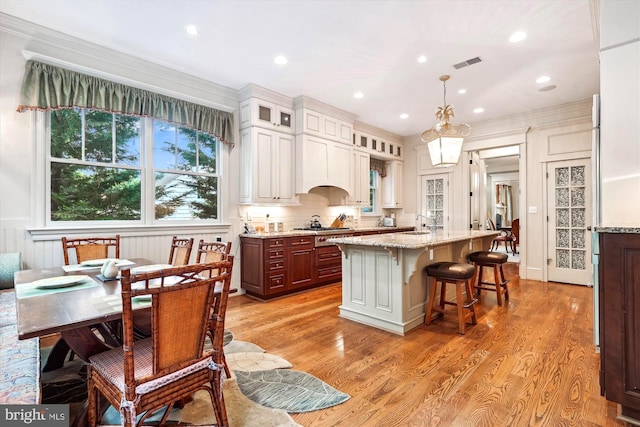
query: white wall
[
  {"left": 404, "top": 100, "right": 593, "bottom": 281},
  {"left": 0, "top": 15, "right": 246, "bottom": 281},
  {"left": 599, "top": 0, "right": 640, "bottom": 225}
]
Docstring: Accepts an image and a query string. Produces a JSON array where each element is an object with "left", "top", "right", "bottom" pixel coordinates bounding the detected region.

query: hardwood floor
[{"left": 225, "top": 263, "right": 624, "bottom": 427}]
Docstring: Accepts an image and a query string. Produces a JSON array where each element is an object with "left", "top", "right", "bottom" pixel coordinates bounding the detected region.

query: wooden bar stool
[
  {"left": 424, "top": 262, "right": 478, "bottom": 335},
  {"left": 468, "top": 251, "right": 510, "bottom": 306}
]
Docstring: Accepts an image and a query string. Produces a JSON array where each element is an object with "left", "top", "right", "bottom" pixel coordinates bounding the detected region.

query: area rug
[
  {"left": 41, "top": 330, "right": 349, "bottom": 425},
  {"left": 235, "top": 369, "right": 350, "bottom": 413}
]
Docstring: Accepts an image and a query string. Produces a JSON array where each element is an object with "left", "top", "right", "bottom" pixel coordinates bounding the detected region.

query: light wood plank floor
[{"left": 225, "top": 264, "right": 624, "bottom": 427}]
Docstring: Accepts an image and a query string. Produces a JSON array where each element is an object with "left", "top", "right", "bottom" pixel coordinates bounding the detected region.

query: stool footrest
[{"left": 462, "top": 298, "right": 478, "bottom": 308}]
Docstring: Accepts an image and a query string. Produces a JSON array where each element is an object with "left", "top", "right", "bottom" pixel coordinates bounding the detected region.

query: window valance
[
  {"left": 370, "top": 158, "right": 387, "bottom": 177},
  {"left": 17, "top": 60, "right": 234, "bottom": 145}
]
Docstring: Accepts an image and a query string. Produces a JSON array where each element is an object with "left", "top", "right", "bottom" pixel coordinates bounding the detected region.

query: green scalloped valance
[
  {"left": 17, "top": 60, "right": 234, "bottom": 145},
  {"left": 370, "top": 158, "right": 387, "bottom": 177}
]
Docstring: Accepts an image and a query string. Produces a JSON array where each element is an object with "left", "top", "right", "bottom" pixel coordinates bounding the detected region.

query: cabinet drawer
[
  {"left": 287, "top": 236, "right": 314, "bottom": 248},
  {"left": 315, "top": 246, "right": 342, "bottom": 267},
  {"left": 266, "top": 248, "right": 285, "bottom": 260},
  {"left": 266, "top": 259, "right": 285, "bottom": 272},
  {"left": 317, "top": 265, "right": 342, "bottom": 282},
  {"left": 266, "top": 273, "right": 286, "bottom": 293},
  {"left": 266, "top": 238, "right": 285, "bottom": 249}
]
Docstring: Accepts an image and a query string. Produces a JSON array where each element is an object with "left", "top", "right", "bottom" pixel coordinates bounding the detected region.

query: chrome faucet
[
  {"left": 416, "top": 214, "right": 428, "bottom": 231},
  {"left": 416, "top": 213, "right": 436, "bottom": 233}
]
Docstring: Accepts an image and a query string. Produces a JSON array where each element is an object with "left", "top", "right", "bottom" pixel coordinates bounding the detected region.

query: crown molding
[
  {"left": 293, "top": 95, "right": 358, "bottom": 123},
  {"left": 353, "top": 121, "right": 404, "bottom": 144},
  {"left": 238, "top": 83, "right": 295, "bottom": 106},
  {"left": 1, "top": 12, "right": 239, "bottom": 112}
]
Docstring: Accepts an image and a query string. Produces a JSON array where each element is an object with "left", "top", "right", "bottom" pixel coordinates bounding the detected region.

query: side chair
[
  {"left": 168, "top": 236, "right": 194, "bottom": 266},
  {"left": 197, "top": 239, "right": 232, "bottom": 264},
  {"left": 61, "top": 235, "right": 120, "bottom": 265},
  {"left": 87, "top": 259, "right": 234, "bottom": 427}
]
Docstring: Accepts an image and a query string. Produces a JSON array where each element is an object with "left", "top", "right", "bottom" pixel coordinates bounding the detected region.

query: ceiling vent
[{"left": 453, "top": 56, "right": 483, "bottom": 70}]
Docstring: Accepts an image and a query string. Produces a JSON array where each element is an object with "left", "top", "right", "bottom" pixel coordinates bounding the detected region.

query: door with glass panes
[
  {"left": 546, "top": 159, "right": 592, "bottom": 285},
  {"left": 420, "top": 174, "right": 449, "bottom": 230}
]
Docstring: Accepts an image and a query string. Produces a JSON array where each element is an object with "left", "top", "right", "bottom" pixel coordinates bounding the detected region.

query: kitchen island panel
[{"left": 335, "top": 230, "right": 499, "bottom": 335}]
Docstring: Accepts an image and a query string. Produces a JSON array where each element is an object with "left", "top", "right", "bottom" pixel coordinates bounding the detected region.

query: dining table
[{"left": 13, "top": 258, "right": 230, "bottom": 371}]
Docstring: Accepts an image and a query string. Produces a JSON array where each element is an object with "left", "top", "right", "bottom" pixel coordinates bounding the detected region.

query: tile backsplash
[{"left": 238, "top": 189, "right": 410, "bottom": 231}]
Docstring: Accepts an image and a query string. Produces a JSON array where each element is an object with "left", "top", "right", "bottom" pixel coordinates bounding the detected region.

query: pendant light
[{"left": 421, "top": 75, "right": 471, "bottom": 167}]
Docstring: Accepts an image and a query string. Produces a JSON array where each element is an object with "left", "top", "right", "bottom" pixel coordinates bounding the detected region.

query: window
[
  {"left": 48, "top": 108, "right": 220, "bottom": 224},
  {"left": 362, "top": 169, "right": 380, "bottom": 215}
]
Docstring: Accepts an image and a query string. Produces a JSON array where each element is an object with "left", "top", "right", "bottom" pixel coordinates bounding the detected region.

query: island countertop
[{"left": 328, "top": 229, "right": 500, "bottom": 249}]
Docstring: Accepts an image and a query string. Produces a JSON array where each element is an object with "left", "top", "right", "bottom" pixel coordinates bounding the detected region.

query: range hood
[{"left": 296, "top": 135, "right": 352, "bottom": 194}]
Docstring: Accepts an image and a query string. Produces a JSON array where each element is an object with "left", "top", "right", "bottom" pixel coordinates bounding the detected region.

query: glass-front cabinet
[{"left": 240, "top": 98, "right": 295, "bottom": 133}]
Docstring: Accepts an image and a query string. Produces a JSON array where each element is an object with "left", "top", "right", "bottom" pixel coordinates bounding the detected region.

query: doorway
[{"left": 468, "top": 147, "right": 521, "bottom": 262}]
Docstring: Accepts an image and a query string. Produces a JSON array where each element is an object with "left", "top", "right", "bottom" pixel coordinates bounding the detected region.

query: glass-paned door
[
  {"left": 420, "top": 174, "right": 449, "bottom": 230},
  {"left": 547, "top": 159, "right": 592, "bottom": 285}
]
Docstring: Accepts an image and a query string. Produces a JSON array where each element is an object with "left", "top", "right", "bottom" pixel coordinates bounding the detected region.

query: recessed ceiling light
[
  {"left": 417, "top": 55, "right": 427, "bottom": 63},
  {"left": 274, "top": 55, "right": 288, "bottom": 65},
  {"left": 509, "top": 31, "right": 527, "bottom": 43},
  {"left": 185, "top": 25, "right": 198, "bottom": 36},
  {"left": 473, "top": 108, "right": 485, "bottom": 114},
  {"left": 539, "top": 85, "right": 557, "bottom": 92},
  {"left": 536, "top": 75, "right": 551, "bottom": 84},
  {"left": 353, "top": 92, "right": 364, "bottom": 99},
  {"left": 458, "top": 89, "right": 467, "bottom": 94},
  {"left": 399, "top": 113, "right": 409, "bottom": 119}
]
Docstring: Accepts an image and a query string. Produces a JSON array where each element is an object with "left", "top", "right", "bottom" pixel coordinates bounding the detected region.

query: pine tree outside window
[{"left": 49, "top": 109, "right": 220, "bottom": 224}]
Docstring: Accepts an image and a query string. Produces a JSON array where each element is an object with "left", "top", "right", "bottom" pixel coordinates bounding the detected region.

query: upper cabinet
[
  {"left": 346, "top": 149, "right": 371, "bottom": 207},
  {"left": 382, "top": 160, "right": 404, "bottom": 208},
  {"left": 240, "top": 98, "right": 295, "bottom": 133},
  {"left": 296, "top": 108, "right": 353, "bottom": 145},
  {"left": 353, "top": 127, "right": 403, "bottom": 161},
  {"left": 239, "top": 127, "right": 297, "bottom": 205}
]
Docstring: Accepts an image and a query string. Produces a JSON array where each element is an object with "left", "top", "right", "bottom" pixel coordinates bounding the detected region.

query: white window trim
[
  {"left": 27, "top": 111, "right": 231, "bottom": 240},
  {"left": 362, "top": 169, "right": 380, "bottom": 216}
]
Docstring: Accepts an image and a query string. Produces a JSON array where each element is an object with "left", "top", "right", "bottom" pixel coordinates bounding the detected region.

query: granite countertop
[
  {"left": 327, "top": 229, "right": 500, "bottom": 249},
  {"left": 594, "top": 225, "right": 640, "bottom": 233},
  {"left": 239, "top": 226, "right": 414, "bottom": 239}
]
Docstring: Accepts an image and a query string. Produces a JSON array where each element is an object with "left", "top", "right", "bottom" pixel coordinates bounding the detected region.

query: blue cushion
[{"left": 0, "top": 252, "right": 21, "bottom": 290}]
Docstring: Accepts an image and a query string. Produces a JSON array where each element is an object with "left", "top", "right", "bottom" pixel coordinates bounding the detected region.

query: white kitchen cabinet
[
  {"left": 382, "top": 160, "right": 404, "bottom": 208},
  {"left": 239, "top": 127, "right": 297, "bottom": 205},
  {"left": 295, "top": 135, "right": 351, "bottom": 193},
  {"left": 240, "top": 98, "right": 294, "bottom": 133},
  {"left": 346, "top": 149, "right": 371, "bottom": 206},
  {"left": 297, "top": 108, "right": 352, "bottom": 145}
]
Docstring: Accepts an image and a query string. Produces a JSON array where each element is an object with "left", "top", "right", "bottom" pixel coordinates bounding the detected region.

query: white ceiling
[{"left": 0, "top": 0, "right": 600, "bottom": 137}]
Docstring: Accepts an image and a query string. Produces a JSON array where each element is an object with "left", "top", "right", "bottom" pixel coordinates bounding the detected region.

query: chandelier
[{"left": 421, "top": 75, "right": 470, "bottom": 167}]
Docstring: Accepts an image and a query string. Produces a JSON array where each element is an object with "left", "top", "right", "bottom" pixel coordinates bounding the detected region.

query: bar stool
[
  {"left": 468, "top": 251, "right": 509, "bottom": 306},
  {"left": 424, "top": 262, "right": 478, "bottom": 335}
]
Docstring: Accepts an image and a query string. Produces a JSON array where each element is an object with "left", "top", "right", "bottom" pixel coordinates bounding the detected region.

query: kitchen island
[{"left": 328, "top": 229, "right": 500, "bottom": 335}]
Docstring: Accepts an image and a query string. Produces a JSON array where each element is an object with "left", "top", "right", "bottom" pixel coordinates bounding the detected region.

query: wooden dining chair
[
  {"left": 196, "top": 240, "right": 233, "bottom": 378},
  {"left": 510, "top": 218, "right": 520, "bottom": 254},
  {"left": 87, "top": 260, "right": 234, "bottom": 427},
  {"left": 488, "top": 219, "right": 513, "bottom": 253},
  {"left": 168, "top": 236, "right": 194, "bottom": 266},
  {"left": 61, "top": 235, "right": 120, "bottom": 265},
  {"left": 197, "top": 240, "right": 232, "bottom": 264}
]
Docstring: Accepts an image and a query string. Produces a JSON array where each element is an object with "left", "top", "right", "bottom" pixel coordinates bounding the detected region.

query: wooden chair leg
[
  {"left": 439, "top": 279, "right": 447, "bottom": 314},
  {"left": 465, "top": 279, "right": 477, "bottom": 325},
  {"left": 456, "top": 281, "right": 466, "bottom": 334},
  {"left": 500, "top": 264, "right": 509, "bottom": 300},
  {"left": 425, "top": 276, "right": 438, "bottom": 325},
  {"left": 494, "top": 265, "right": 503, "bottom": 306}
]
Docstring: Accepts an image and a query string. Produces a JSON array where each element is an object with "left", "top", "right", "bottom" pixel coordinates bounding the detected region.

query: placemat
[
  {"left": 62, "top": 259, "right": 135, "bottom": 273},
  {"left": 16, "top": 277, "right": 99, "bottom": 299}
]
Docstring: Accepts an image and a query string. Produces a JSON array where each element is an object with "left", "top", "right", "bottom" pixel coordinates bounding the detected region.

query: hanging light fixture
[{"left": 421, "top": 75, "right": 471, "bottom": 167}]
